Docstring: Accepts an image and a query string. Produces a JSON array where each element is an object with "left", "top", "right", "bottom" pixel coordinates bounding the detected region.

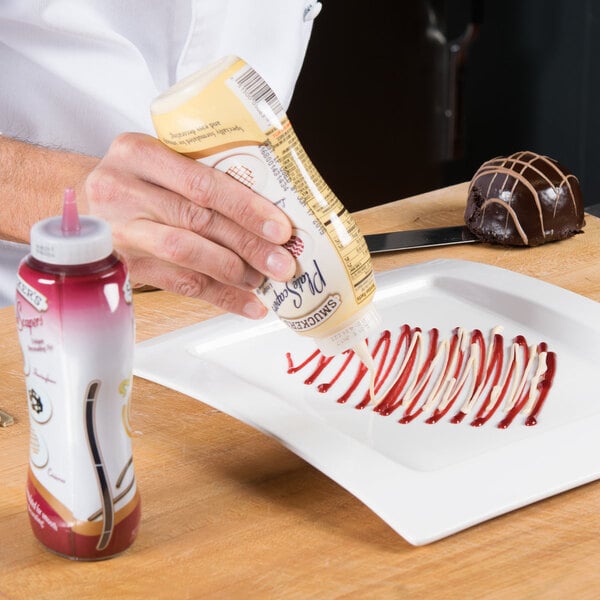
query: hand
[{"left": 83, "top": 133, "right": 295, "bottom": 318}]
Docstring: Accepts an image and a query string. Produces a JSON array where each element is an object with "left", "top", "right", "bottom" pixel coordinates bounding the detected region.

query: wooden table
[{"left": 2, "top": 182, "right": 600, "bottom": 599}]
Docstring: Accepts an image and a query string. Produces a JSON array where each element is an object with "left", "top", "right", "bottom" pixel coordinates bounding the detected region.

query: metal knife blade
[{"left": 365, "top": 225, "right": 479, "bottom": 254}]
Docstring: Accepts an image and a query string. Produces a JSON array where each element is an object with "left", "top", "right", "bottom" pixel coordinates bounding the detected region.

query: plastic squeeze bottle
[
  {"left": 151, "top": 55, "right": 381, "bottom": 362},
  {"left": 15, "top": 189, "right": 140, "bottom": 560}
]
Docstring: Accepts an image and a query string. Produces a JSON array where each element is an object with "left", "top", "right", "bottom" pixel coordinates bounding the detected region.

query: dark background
[{"left": 288, "top": 0, "right": 599, "bottom": 212}]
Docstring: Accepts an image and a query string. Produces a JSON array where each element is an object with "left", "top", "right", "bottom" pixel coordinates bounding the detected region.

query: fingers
[
  {"left": 96, "top": 133, "right": 293, "bottom": 244},
  {"left": 87, "top": 166, "right": 295, "bottom": 283},
  {"left": 126, "top": 255, "right": 268, "bottom": 319},
  {"left": 83, "top": 132, "right": 298, "bottom": 316},
  {"left": 124, "top": 218, "right": 265, "bottom": 290}
]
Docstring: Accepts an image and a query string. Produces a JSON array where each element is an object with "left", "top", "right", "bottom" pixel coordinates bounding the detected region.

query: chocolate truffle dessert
[{"left": 465, "top": 151, "right": 585, "bottom": 246}]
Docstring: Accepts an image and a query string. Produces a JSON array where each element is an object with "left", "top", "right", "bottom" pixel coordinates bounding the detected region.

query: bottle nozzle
[{"left": 61, "top": 188, "right": 81, "bottom": 235}]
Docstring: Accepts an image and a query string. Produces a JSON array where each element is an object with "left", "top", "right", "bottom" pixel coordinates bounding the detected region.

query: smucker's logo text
[
  {"left": 282, "top": 294, "right": 342, "bottom": 332},
  {"left": 17, "top": 276, "right": 48, "bottom": 312}
]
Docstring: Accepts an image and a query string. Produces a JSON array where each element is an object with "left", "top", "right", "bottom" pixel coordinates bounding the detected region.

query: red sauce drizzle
[{"left": 285, "top": 325, "right": 557, "bottom": 429}]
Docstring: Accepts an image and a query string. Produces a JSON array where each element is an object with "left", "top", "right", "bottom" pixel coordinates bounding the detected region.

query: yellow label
[
  {"left": 265, "top": 120, "right": 375, "bottom": 307},
  {"left": 152, "top": 60, "right": 266, "bottom": 157},
  {"left": 152, "top": 57, "right": 377, "bottom": 343}
]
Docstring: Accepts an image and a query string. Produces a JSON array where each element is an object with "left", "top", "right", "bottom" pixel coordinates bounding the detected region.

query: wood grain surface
[{"left": 2, "top": 182, "right": 600, "bottom": 599}]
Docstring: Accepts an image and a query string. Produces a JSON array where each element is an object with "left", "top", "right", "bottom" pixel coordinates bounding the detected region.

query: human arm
[
  {"left": 0, "top": 136, "right": 98, "bottom": 242},
  {"left": 0, "top": 134, "right": 295, "bottom": 318}
]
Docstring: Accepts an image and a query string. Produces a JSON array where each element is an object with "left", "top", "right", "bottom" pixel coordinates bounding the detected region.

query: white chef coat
[{"left": 0, "top": 0, "right": 321, "bottom": 306}]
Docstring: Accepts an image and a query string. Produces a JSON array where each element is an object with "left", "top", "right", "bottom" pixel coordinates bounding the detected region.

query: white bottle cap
[
  {"left": 30, "top": 189, "right": 113, "bottom": 265},
  {"left": 313, "top": 303, "right": 382, "bottom": 356},
  {"left": 151, "top": 55, "right": 238, "bottom": 115}
]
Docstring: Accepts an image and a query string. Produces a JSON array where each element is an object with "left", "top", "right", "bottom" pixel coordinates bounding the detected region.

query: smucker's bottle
[
  {"left": 15, "top": 189, "right": 140, "bottom": 560},
  {"left": 151, "top": 56, "right": 382, "bottom": 361}
]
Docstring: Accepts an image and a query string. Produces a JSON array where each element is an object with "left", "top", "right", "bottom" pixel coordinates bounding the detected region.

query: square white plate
[{"left": 134, "top": 259, "right": 600, "bottom": 545}]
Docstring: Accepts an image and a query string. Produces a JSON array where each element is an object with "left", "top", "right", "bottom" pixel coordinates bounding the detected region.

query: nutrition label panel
[{"left": 267, "top": 119, "right": 376, "bottom": 305}]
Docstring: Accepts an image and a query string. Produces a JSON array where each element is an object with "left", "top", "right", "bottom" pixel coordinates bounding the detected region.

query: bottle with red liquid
[{"left": 15, "top": 189, "right": 140, "bottom": 560}]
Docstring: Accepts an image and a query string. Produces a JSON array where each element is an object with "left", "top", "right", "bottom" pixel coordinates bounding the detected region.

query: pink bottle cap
[{"left": 61, "top": 188, "right": 81, "bottom": 234}]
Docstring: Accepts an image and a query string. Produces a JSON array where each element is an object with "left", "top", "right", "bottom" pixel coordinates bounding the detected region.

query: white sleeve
[{"left": 0, "top": 0, "right": 320, "bottom": 156}]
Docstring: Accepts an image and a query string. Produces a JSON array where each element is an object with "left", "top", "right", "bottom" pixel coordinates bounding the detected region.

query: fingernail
[
  {"left": 267, "top": 249, "right": 295, "bottom": 280},
  {"left": 262, "top": 220, "right": 287, "bottom": 243},
  {"left": 243, "top": 301, "right": 267, "bottom": 319}
]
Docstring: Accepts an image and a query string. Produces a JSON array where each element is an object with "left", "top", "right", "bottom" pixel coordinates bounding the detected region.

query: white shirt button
[{"left": 304, "top": 2, "right": 323, "bottom": 21}]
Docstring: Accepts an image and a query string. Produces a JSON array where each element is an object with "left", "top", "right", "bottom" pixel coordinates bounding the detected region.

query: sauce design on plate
[{"left": 286, "top": 325, "right": 557, "bottom": 428}]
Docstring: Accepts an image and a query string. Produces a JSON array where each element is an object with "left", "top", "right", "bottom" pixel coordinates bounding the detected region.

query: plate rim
[{"left": 134, "top": 259, "right": 600, "bottom": 545}]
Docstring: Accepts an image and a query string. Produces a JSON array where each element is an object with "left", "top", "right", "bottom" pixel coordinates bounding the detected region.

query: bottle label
[
  {"left": 152, "top": 58, "right": 377, "bottom": 342},
  {"left": 16, "top": 261, "right": 140, "bottom": 559}
]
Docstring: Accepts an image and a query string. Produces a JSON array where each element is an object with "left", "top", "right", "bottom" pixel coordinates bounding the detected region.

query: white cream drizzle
[
  {"left": 289, "top": 324, "right": 556, "bottom": 428},
  {"left": 352, "top": 340, "right": 377, "bottom": 403}
]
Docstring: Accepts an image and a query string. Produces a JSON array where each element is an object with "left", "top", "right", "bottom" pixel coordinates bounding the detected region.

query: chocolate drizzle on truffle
[{"left": 465, "top": 151, "right": 585, "bottom": 246}]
